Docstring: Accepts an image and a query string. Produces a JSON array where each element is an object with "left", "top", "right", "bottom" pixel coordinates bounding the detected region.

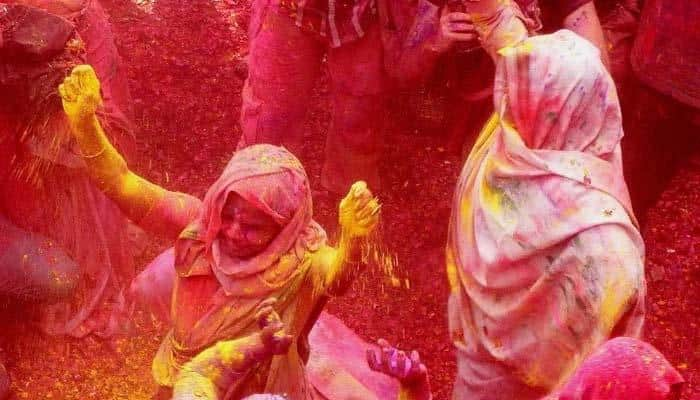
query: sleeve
[
  {"left": 172, "top": 335, "right": 268, "bottom": 400},
  {"left": 139, "top": 191, "right": 203, "bottom": 240}
]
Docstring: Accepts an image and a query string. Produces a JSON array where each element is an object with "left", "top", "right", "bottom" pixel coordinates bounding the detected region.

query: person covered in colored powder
[
  {"left": 238, "top": 0, "right": 498, "bottom": 194},
  {"left": 172, "top": 322, "right": 684, "bottom": 400},
  {"left": 238, "top": 0, "right": 383, "bottom": 193},
  {"left": 0, "top": 2, "right": 134, "bottom": 396},
  {"left": 57, "top": 64, "right": 381, "bottom": 399},
  {"left": 171, "top": 304, "right": 433, "bottom": 400},
  {"left": 172, "top": 298, "right": 295, "bottom": 400},
  {"left": 410, "top": 0, "right": 611, "bottom": 156},
  {"left": 444, "top": 0, "right": 646, "bottom": 399},
  {"left": 0, "top": 0, "right": 135, "bottom": 338}
]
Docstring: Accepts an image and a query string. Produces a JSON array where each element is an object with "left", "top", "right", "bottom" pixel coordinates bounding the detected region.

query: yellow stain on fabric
[
  {"left": 445, "top": 249, "right": 460, "bottom": 293},
  {"left": 599, "top": 273, "right": 633, "bottom": 333},
  {"left": 121, "top": 172, "right": 141, "bottom": 194},
  {"left": 481, "top": 175, "right": 506, "bottom": 216},
  {"left": 456, "top": 113, "right": 501, "bottom": 247},
  {"left": 516, "top": 362, "right": 551, "bottom": 390},
  {"left": 310, "top": 246, "right": 340, "bottom": 297},
  {"left": 217, "top": 341, "right": 246, "bottom": 365}
]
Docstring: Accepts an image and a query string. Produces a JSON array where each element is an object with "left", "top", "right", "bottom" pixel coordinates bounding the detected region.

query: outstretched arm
[
  {"left": 59, "top": 65, "right": 201, "bottom": 239},
  {"left": 562, "top": 2, "right": 610, "bottom": 68},
  {"left": 172, "top": 298, "right": 292, "bottom": 400},
  {"left": 367, "top": 339, "right": 432, "bottom": 400}
]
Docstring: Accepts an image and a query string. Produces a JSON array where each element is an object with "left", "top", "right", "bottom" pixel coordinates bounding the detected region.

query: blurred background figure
[
  {"left": 388, "top": 0, "right": 609, "bottom": 160},
  {"left": 619, "top": 0, "right": 700, "bottom": 219},
  {"left": 237, "top": 0, "right": 387, "bottom": 194},
  {"left": 0, "top": 0, "right": 136, "bottom": 339}
]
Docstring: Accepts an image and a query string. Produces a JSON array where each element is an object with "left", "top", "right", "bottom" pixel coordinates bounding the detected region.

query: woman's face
[{"left": 218, "top": 193, "right": 281, "bottom": 258}]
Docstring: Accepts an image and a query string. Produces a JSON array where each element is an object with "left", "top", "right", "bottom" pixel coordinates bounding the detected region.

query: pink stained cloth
[
  {"left": 0, "top": 0, "right": 135, "bottom": 338},
  {"left": 131, "top": 251, "right": 401, "bottom": 400},
  {"left": 152, "top": 145, "right": 328, "bottom": 400},
  {"left": 307, "top": 312, "right": 399, "bottom": 400},
  {"left": 547, "top": 337, "right": 684, "bottom": 400},
  {"left": 447, "top": 29, "right": 645, "bottom": 400},
  {"left": 180, "top": 144, "right": 326, "bottom": 294}
]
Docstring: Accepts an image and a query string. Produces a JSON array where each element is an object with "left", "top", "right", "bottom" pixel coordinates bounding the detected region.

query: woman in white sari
[{"left": 446, "top": 1, "right": 646, "bottom": 399}]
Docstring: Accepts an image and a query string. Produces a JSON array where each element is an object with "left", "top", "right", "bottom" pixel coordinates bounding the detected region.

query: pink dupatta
[{"left": 549, "top": 337, "right": 684, "bottom": 400}]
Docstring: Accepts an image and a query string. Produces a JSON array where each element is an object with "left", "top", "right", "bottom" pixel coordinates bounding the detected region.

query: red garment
[
  {"left": 239, "top": 0, "right": 385, "bottom": 193},
  {"left": 0, "top": 0, "right": 135, "bottom": 338},
  {"left": 631, "top": 0, "right": 700, "bottom": 109}
]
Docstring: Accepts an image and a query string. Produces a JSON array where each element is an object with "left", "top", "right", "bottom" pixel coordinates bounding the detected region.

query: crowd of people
[{"left": 0, "top": 0, "right": 697, "bottom": 398}]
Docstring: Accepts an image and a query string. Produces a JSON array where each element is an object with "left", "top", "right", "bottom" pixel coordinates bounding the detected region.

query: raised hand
[
  {"left": 367, "top": 339, "right": 428, "bottom": 385},
  {"left": 433, "top": 7, "right": 477, "bottom": 52},
  {"left": 339, "top": 181, "right": 380, "bottom": 238},
  {"left": 58, "top": 64, "right": 103, "bottom": 124},
  {"left": 255, "top": 298, "right": 292, "bottom": 357}
]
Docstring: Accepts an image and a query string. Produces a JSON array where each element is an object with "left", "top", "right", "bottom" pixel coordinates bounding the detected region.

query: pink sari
[
  {"left": 151, "top": 145, "right": 327, "bottom": 399},
  {"left": 548, "top": 337, "right": 684, "bottom": 400},
  {"left": 447, "top": 30, "right": 645, "bottom": 399}
]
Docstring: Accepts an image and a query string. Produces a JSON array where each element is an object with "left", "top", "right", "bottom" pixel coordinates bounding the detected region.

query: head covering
[
  {"left": 447, "top": 30, "right": 645, "bottom": 399},
  {"left": 154, "top": 145, "right": 327, "bottom": 391},
  {"left": 551, "top": 337, "right": 684, "bottom": 400},
  {"left": 175, "top": 143, "right": 326, "bottom": 296}
]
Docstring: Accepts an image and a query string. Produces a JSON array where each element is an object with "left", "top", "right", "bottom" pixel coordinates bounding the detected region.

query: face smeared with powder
[{"left": 218, "top": 193, "right": 281, "bottom": 259}]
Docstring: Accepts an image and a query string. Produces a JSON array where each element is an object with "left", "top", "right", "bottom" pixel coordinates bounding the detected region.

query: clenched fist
[
  {"left": 339, "top": 181, "right": 380, "bottom": 238},
  {"left": 58, "top": 64, "right": 103, "bottom": 124}
]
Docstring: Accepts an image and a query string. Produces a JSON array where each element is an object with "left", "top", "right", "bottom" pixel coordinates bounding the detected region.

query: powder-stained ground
[{"left": 1, "top": 1, "right": 698, "bottom": 399}]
